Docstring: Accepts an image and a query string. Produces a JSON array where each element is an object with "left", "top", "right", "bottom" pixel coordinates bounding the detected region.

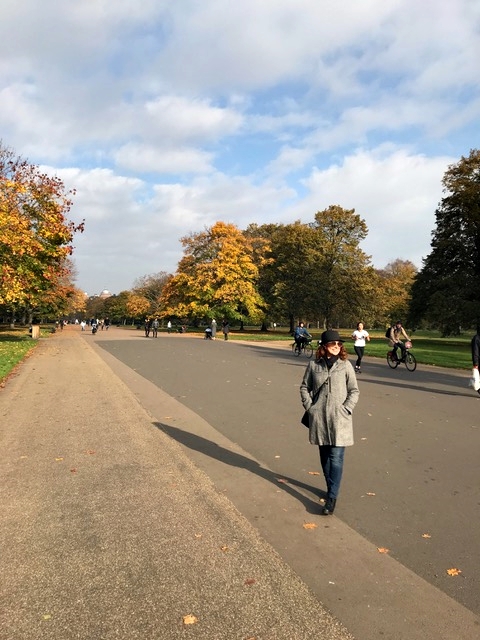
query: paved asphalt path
[
  {"left": 2, "top": 329, "right": 355, "bottom": 640},
  {"left": 90, "top": 329, "right": 480, "bottom": 639}
]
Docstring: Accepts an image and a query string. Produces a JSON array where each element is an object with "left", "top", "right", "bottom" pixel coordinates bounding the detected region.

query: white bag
[{"left": 469, "top": 367, "right": 480, "bottom": 391}]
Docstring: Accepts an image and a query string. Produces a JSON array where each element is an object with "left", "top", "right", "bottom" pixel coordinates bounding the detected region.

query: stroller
[{"left": 204, "top": 327, "right": 212, "bottom": 339}]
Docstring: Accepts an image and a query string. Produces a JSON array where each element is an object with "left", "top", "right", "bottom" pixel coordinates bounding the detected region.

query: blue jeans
[{"left": 319, "top": 446, "right": 345, "bottom": 499}]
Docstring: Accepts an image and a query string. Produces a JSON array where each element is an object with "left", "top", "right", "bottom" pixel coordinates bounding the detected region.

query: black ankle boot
[{"left": 322, "top": 498, "right": 336, "bottom": 515}]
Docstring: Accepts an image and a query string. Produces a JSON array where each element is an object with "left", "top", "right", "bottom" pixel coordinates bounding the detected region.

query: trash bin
[{"left": 31, "top": 325, "right": 40, "bottom": 339}]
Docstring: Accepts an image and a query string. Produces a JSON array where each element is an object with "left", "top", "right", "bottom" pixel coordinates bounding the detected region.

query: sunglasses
[{"left": 326, "top": 341, "right": 343, "bottom": 347}]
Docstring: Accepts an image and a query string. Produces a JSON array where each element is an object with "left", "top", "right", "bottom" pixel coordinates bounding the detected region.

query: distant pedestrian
[
  {"left": 104, "top": 317, "right": 110, "bottom": 331},
  {"left": 222, "top": 320, "right": 230, "bottom": 341},
  {"left": 167, "top": 320, "right": 172, "bottom": 334},
  {"left": 351, "top": 322, "right": 370, "bottom": 374},
  {"left": 300, "top": 330, "right": 359, "bottom": 516},
  {"left": 152, "top": 318, "right": 159, "bottom": 338},
  {"left": 211, "top": 318, "right": 217, "bottom": 339},
  {"left": 80, "top": 320, "right": 86, "bottom": 331},
  {"left": 144, "top": 318, "right": 151, "bottom": 337},
  {"left": 470, "top": 326, "right": 480, "bottom": 394}
]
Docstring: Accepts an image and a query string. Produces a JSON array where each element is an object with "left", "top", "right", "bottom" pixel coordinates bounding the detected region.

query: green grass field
[
  {"left": 0, "top": 328, "right": 40, "bottom": 384},
  {"left": 218, "top": 328, "right": 473, "bottom": 370}
]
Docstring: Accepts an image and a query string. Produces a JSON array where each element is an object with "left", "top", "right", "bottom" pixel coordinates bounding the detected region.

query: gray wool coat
[{"left": 300, "top": 358, "right": 359, "bottom": 446}]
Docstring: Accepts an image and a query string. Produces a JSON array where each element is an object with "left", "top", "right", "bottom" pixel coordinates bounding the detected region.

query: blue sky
[{"left": 1, "top": 0, "right": 479, "bottom": 295}]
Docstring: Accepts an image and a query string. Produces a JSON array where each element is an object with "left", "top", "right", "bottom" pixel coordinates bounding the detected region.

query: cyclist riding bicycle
[
  {"left": 294, "top": 322, "right": 312, "bottom": 350},
  {"left": 387, "top": 320, "right": 411, "bottom": 361}
]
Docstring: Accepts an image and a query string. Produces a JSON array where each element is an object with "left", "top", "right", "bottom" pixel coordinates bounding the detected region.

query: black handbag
[{"left": 300, "top": 386, "right": 322, "bottom": 427}]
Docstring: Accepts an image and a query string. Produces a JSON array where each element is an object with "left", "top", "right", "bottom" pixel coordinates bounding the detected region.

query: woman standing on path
[
  {"left": 351, "top": 321, "right": 370, "bottom": 373},
  {"left": 300, "top": 330, "right": 359, "bottom": 516}
]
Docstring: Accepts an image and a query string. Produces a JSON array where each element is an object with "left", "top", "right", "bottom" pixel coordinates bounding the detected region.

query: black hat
[{"left": 321, "top": 330, "right": 344, "bottom": 345}]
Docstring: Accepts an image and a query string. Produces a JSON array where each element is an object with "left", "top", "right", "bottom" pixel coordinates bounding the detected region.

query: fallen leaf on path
[
  {"left": 308, "top": 471, "right": 321, "bottom": 475},
  {"left": 244, "top": 578, "right": 256, "bottom": 585},
  {"left": 55, "top": 457, "right": 64, "bottom": 462},
  {"left": 303, "top": 522, "right": 318, "bottom": 530},
  {"left": 422, "top": 533, "right": 431, "bottom": 539},
  {"left": 447, "top": 568, "right": 462, "bottom": 576},
  {"left": 366, "top": 492, "right": 376, "bottom": 496},
  {"left": 220, "top": 545, "right": 229, "bottom": 552},
  {"left": 42, "top": 614, "right": 52, "bottom": 620},
  {"left": 70, "top": 468, "right": 77, "bottom": 473},
  {"left": 377, "top": 547, "right": 389, "bottom": 554},
  {"left": 194, "top": 533, "right": 202, "bottom": 538},
  {"left": 274, "top": 455, "right": 280, "bottom": 459},
  {"left": 86, "top": 450, "right": 96, "bottom": 455},
  {"left": 182, "top": 614, "right": 198, "bottom": 625},
  {"left": 276, "top": 478, "right": 288, "bottom": 483}
]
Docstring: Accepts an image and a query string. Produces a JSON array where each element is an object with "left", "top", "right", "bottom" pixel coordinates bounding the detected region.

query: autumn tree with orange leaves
[
  {"left": 160, "top": 221, "right": 267, "bottom": 324},
  {"left": 0, "top": 143, "right": 84, "bottom": 320}
]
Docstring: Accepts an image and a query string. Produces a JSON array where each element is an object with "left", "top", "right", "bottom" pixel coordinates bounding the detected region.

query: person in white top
[{"left": 351, "top": 322, "right": 370, "bottom": 373}]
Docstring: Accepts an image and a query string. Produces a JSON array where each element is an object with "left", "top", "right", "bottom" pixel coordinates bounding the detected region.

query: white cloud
[
  {"left": 114, "top": 144, "right": 215, "bottom": 174},
  {"left": 0, "top": 0, "right": 478, "bottom": 294},
  {"left": 143, "top": 96, "right": 243, "bottom": 142},
  {"left": 297, "top": 148, "right": 452, "bottom": 268}
]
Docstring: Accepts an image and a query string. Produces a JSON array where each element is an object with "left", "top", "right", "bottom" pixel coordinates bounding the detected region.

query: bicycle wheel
[
  {"left": 304, "top": 344, "right": 313, "bottom": 358},
  {"left": 387, "top": 351, "right": 399, "bottom": 369},
  {"left": 405, "top": 352, "right": 417, "bottom": 371}
]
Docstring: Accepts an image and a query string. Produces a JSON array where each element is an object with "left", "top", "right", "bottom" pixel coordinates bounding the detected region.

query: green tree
[
  {"left": 160, "top": 221, "right": 266, "bottom": 324},
  {"left": 248, "top": 208, "right": 374, "bottom": 331},
  {"left": 246, "top": 222, "right": 317, "bottom": 332},
  {"left": 103, "top": 291, "right": 131, "bottom": 324},
  {"left": 377, "top": 259, "right": 417, "bottom": 326},
  {"left": 308, "top": 205, "right": 372, "bottom": 327},
  {"left": 409, "top": 149, "right": 480, "bottom": 335}
]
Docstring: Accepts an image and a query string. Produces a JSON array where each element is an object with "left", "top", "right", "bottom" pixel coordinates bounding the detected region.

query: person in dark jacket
[
  {"left": 222, "top": 320, "right": 230, "bottom": 340},
  {"left": 471, "top": 326, "right": 480, "bottom": 394},
  {"left": 294, "top": 321, "right": 312, "bottom": 349},
  {"left": 300, "top": 330, "right": 359, "bottom": 515}
]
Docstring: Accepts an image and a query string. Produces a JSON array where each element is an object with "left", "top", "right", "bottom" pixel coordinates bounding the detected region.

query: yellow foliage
[
  {"left": 161, "top": 221, "right": 266, "bottom": 321},
  {"left": 0, "top": 144, "right": 83, "bottom": 308}
]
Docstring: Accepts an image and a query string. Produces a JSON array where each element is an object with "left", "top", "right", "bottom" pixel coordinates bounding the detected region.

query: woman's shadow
[{"left": 155, "top": 422, "right": 324, "bottom": 515}]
